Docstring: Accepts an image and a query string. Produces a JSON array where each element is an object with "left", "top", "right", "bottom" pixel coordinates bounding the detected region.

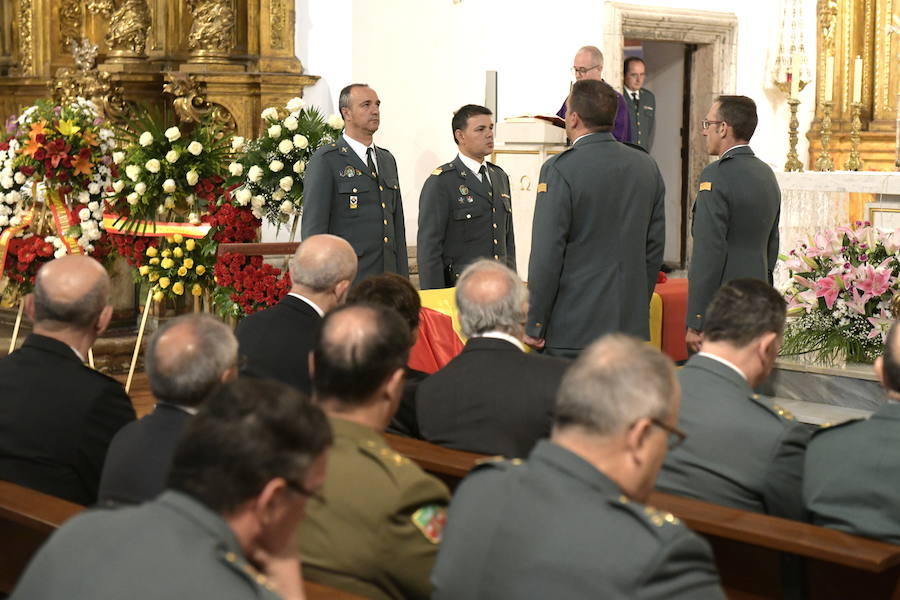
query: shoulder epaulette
[
  {"left": 622, "top": 141, "right": 649, "bottom": 154},
  {"left": 749, "top": 393, "right": 797, "bottom": 422},
  {"left": 359, "top": 438, "right": 412, "bottom": 469},
  {"left": 471, "top": 455, "right": 522, "bottom": 472},
  {"left": 430, "top": 161, "right": 457, "bottom": 177},
  {"left": 812, "top": 417, "right": 866, "bottom": 437},
  {"left": 612, "top": 496, "right": 681, "bottom": 533}
]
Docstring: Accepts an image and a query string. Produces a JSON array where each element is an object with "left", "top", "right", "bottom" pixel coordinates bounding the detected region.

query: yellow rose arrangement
[{"left": 139, "top": 232, "right": 216, "bottom": 303}]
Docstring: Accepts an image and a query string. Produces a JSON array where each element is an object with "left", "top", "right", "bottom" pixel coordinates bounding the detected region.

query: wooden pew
[
  {"left": 384, "top": 435, "right": 900, "bottom": 599},
  {"left": 0, "top": 480, "right": 361, "bottom": 599}
]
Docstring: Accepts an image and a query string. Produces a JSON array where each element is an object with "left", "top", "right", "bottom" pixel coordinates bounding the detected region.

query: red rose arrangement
[{"left": 3, "top": 235, "right": 54, "bottom": 285}]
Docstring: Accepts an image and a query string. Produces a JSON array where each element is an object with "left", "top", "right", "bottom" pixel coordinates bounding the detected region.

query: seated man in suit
[
  {"left": 12, "top": 378, "right": 330, "bottom": 600},
  {"left": 98, "top": 313, "right": 238, "bottom": 505},
  {"left": 347, "top": 273, "right": 427, "bottom": 437},
  {"left": 432, "top": 335, "right": 724, "bottom": 599},
  {"left": 657, "top": 279, "right": 810, "bottom": 520},
  {"left": 0, "top": 255, "right": 135, "bottom": 505},
  {"left": 235, "top": 233, "right": 357, "bottom": 395},
  {"left": 297, "top": 304, "right": 449, "bottom": 600},
  {"left": 804, "top": 319, "right": 900, "bottom": 543},
  {"left": 417, "top": 259, "right": 569, "bottom": 457}
]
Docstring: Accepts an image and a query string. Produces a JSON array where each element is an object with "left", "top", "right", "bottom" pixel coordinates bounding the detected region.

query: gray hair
[
  {"left": 578, "top": 45, "right": 604, "bottom": 67},
  {"left": 554, "top": 334, "right": 676, "bottom": 436},
  {"left": 33, "top": 269, "right": 109, "bottom": 329},
  {"left": 455, "top": 259, "right": 528, "bottom": 338},
  {"left": 338, "top": 83, "right": 370, "bottom": 116},
  {"left": 289, "top": 238, "right": 357, "bottom": 293},
  {"left": 146, "top": 313, "right": 238, "bottom": 407}
]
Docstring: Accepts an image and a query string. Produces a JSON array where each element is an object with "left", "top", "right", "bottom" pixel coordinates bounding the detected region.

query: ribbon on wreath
[
  {"left": 47, "top": 187, "right": 83, "bottom": 256},
  {"left": 102, "top": 213, "right": 211, "bottom": 239}
]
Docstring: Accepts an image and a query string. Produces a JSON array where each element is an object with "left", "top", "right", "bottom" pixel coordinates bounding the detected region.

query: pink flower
[
  {"left": 868, "top": 310, "right": 893, "bottom": 341},
  {"left": 853, "top": 261, "right": 894, "bottom": 302},
  {"left": 813, "top": 273, "right": 848, "bottom": 309}
]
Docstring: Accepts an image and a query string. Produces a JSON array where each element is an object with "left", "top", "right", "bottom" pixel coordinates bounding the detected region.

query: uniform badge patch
[
  {"left": 349, "top": 195, "right": 358, "bottom": 209},
  {"left": 699, "top": 181, "right": 712, "bottom": 191},
  {"left": 537, "top": 182, "right": 548, "bottom": 193},
  {"left": 340, "top": 166, "right": 356, "bottom": 178},
  {"left": 459, "top": 185, "right": 469, "bottom": 196},
  {"left": 411, "top": 504, "right": 447, "bottom": 544}
]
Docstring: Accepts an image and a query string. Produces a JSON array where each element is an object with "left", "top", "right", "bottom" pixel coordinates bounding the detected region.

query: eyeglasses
[
  {"left": 572, "top": 65, "right": 601, "bottom": 76},
  {"left": 650, "top": 418, "right": 687, "bottom": 450},
  {"left": 701, "top": 119, "right": 725, "bottom": 130},
  {"left": 284, "top": 478, "right": 326, "bottom": 505}
]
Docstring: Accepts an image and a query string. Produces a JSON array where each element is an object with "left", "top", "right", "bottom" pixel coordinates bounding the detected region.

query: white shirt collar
[
  {"left": 626, "top": 88, "right": 640, "bottom": 100},
  {"left": 697, "top": 352, "right": 747, "bottom": 381},
  {"left": 69, "top": 345, "right": 85, "bottom": 363},
  {"left": 720, "top": 143, "right": 750, "bottom": 157},
  {"left": 457, "top": 153, "right": 489, "bottom": 183},
  {"left": 288, "top": 292, "right": 325, "bottom": 317},
  {"left": 157, "top": 401, "right": 199, "bottom": 415},
  {"left": 343, "top": 134, "right": 377, "bottom": 169},
  {"left": 572, "top": 132, "right": 599, "bottom": 145},
  {"left": 473, "top": 331, "right": 526, "bottom": 352}
]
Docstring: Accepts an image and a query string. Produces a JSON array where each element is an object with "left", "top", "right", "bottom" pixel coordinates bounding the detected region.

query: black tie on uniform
[
  {"left": 479, "top": 165, "right": 494, "bottom": 203},
  {"left": 366, "top": 147, "right": 378, "bottom": 180}
]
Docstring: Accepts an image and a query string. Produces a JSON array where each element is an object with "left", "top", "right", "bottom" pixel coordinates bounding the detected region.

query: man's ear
[
  {"left": 334, "top": 279, "right": 352, "bottom": 304},
  {"left": 23, "top": 293, "right": 35, "bottom": 321},
  {"left": 624, "top": 417, "right": 654, "bottom": 465},
  {"left": 875, "top": 356, "right": 887, "bottom": 389},
  {"left": 95, "top": 304, "right": 113, "bottom": 337},
  {"left": 254, "top": 478, "right": 289, "bottom": 526},
  {"left": 757, "top": 331, "right": 778, "bottom": 360},
  {"left": 383, "top": 367, "right": 405, "bottom": 403}
]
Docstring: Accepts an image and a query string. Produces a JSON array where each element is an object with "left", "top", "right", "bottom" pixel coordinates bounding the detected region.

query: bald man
[
  {"left": 0, "top": 255, "right": 135, "bottom": 505},
  {"left": 416, "top": 260, "right": 570, "bottom": 458},
  {"left": 235, "top": 234, "right": 358, "bottom": 395}
]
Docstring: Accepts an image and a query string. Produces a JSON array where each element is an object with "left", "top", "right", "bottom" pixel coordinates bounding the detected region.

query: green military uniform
[
  {"left": 297, "top": 416, "right": 450, "bottom": 599},
  {"left": 657, "top": 354, "right": 810, "bottom": 520},
  {"left": 624, "top": 87, "right": 656, "bottom": 150},
  {"left": 417, "top": 157, "right": 515, "bottom": 289},
  {"left": 687, "top": 146, "right": 780, "bottom": 331},
  {"left": 11, "top": 491, "right": 282, "bottom": 599},
  {"left": 804, "top": 403, "right": 900, "bottom": 543},
  {"left": 432, "top": 440, "right": 724, "bottom": 599},
  {"left": 300, "top": 135, "right": 408, "bottom": 284}
]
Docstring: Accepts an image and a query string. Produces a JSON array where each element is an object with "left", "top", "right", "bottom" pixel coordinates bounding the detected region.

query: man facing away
[
  {"left": 235, "top": 234, "right": 357, "bottom": 396},
  {"left": 417, "top": 259, "right": 569, "bottom": 457},
  {"left": 418, "top": 104, "right": 515, "bottom": 289},
  {"left": 431, "top": 335, "right": 724, "bottom": 599},
  {"left": 12, "top": 378, "right": 331, "bottom": 600},
  {"left": 99, "top": 313, "right": 238, "bottom": 505},
  {"left": 658, "top": 279, "right": 809, "bottom": 521},
  {"left": 297, "top": 304, "right": 450, "bottom": 600},
  {"left": 526, "top": 78, "right": 665, "bottom": 358},
  {"left": 557, "top": 45, "right": 632, "bottom": 143},
  {"left": 686, "top": 95, "right": 781, "bottom": 353},
  {"left": 301, "top": 83, "right": 409, "bottom": 283},
  {"left": 0, "top": 255, "right": 135, "bottom": 505}
]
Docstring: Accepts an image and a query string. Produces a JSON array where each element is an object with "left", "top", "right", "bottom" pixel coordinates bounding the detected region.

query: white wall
[{"left": 296, "top": 0, "right": 818, "bottom": 243}]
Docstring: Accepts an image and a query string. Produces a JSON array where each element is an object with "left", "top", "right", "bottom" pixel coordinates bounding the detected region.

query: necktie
[
  {"left": 480, "top": 165, "right": 494, "bottom": 202},
  {"left": 366, "top": 147, "right": 378, "bottom": 180},
  {"left": 632, "top": 92, "right": 639, "bottom": 104}
]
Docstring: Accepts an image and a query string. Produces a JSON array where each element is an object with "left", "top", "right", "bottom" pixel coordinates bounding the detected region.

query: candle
[
  {"left": 790, "top": 53, "right": 800, "bottom": 98},
  {"left": 825, "top": 55, "right": 834, "bottom": 102},
  {"left": 853, "top": 55, "right": 863, "bottom": 103}
]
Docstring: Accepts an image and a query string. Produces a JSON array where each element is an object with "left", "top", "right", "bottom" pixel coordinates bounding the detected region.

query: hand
[
  {"left": 685, "top": 328, "right": 704, "bottom": 353},
  {"left": 251, "top": 548, "right": 306, "bottom": 600},
  {"left": 523, "top": 335, "right": 545, "bottom": 350}
]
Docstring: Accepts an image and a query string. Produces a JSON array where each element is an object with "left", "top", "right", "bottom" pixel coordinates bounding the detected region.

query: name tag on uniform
[{"left": 349, "top": 195, "right": 359, "bottom": 209}]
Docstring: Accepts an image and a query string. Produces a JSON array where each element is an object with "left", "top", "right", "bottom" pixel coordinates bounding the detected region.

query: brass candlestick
[
  {"left": 815, "top": 101, "right": 835, "bottom": 171},
  {"left": 784, "top": 98, "right": 803, "bottom": 171},
  {"left": 844, "top": 101, "right": 864, "bottom": 171}
]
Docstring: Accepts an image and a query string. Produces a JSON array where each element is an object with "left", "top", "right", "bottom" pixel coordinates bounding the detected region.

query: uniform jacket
[
  {"left": 526, "top": 131, "right": 665, "bottom": 351},
  {"left": 432, "top": 440, "right": 724, "bottom": 599},
  {"left": 297, "top": 416, "right": 450, "bottom": 600},
  {"left": 0, "top": 334, "right": 135, "bottom": 505},
  {"left": 98, "top": 403, "right": 192, "bottom": 505},
  {"left": 235, "top": 294, "right": 321, "bottom": 396},
  {"left": 657, "top": 355, "right": 810, "bottom": 521},
  {"left": 301, "top": 135, "right": 408, "bottom": 283},
  {"left": 624, "top": 87, "right": 656, "bottom": 150},
  {"left": 416, "top": 337, "right": 569, "bottom": 457},
  {"left": 417, "top": 158, "right": 515, "bottom": 289},
  {"left": 687, "top": 146, "right": 781, "bottom": 330},
  {"left": 804, "top": 403, "right": 900, "bottom": 543},
  {"left": 11, "top": 490, "right": 283, "bottom": 599}
]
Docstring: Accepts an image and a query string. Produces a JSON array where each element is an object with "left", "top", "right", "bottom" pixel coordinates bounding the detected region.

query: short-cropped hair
[
  {"left": 569, "top": 79, "right": 617, "bottom": 131},
  {"left": 703, "top": 279, "right": 786, "bottom": 347},
  {"left": 456, "top": 259, "right": 528, "bottom": 338},
  {"left": 33, "top": 265, "right": 108, "bottom": 329},
  {"left": 145, "top": 313, "right": 238, "bottom": 407},
  {"left": 554, "top": 334, "right": 676, "bottom": 436},
  {"left": 716, "top": 95, "right": 758, "bottom": 142},
  {"left": 883, "top": 321, "right": 900, "bottom": 393},
  {"left": 339, "top": 83, "right": 369, "bottom": 115},
  {"left": 451, "top": 104, "right": 493, "bottom": 145},
  {"left": 168, "top": 377, "right": 331, "bottom": 515},
  {"left": 313, "top": 304, "right": 411, "bottom": 406},
  {"left": 347, "top": 273, "right": 421, "bottom": 333}
]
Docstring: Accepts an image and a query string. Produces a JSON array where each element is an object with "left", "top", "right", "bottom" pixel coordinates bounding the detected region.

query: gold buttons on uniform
[
  {"left": 352, "top": 188, "right": 358, "bottom": 193},
  {"left": 384, "top": 237, "right": 389, "bottom": 243},
  {"left": 493, "top": 223, "right": 498, "bottom": 229},
  {"left": 379, "top": 185, "right": 384, "bottom": 191},
  {"left": 466, "top": 214, "right": 472, "bottom": 219},
  {"left": 493, "top": 239, "right": 498, "bottom": 244},
  {"left": 494, "top": 254, "right": 499, "bottom": 259},
  {"left": 383, "top": 219, "right": 388, "bottom": 225}
]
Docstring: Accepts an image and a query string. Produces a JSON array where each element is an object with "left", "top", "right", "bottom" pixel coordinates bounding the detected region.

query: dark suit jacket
[
  {"left": 657, "top": 355, "right": 810, "bottom": 521},
  {"left": 416, "top": 337, "right": 569, "bottom": 457},
  {"left": 235, "top": 294, "right": 321, "bottom": 396},
  {"left": 526, "top": 131, "right": 665, "bottom": 351},
  {"left": 0, "top": 334, "right": 136, "bottom": 505},
  {"left": 687, "top": 146, "right": 781, "bottom": 330},
  {"left": 98, "top": 403, "right": 192, "bottom": 505},
  {"left": 301, "top": 135, "right": 408, "bottom": 283},
  {"left": 417, "top": 158, "right": 515, "bottom": 289}
]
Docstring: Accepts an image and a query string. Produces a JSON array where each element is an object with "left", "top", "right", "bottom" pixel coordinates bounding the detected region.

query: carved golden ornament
[
  {"left": 270, "top": 0, "right": 285, "bottom": 49},
  {"left": 105, "top": 0, "right": 152, "bottom": 57},
  {"left": 85, "top": 0, "right": 115, "bottom": 17},
  {"left": 818, "top": 0, "right": 839, "bottom": 50},
  {"left": 14, "top": 0, "right": 33, "bottom": 75},
  {"left": 51, "top": 38, "right": 129, "bottom": 121},
  {"left": 187, "top": 0, "right": 235, "bottom": 55},
  {"left": 59, "top": 0, "right": 84, "bottom": 48},
  {"left": 163, "top": 73, "right": 237, "bottom": 135}
]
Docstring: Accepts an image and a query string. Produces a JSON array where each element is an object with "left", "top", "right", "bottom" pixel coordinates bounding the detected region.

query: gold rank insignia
[
  {"left": 349, "top": 195, "right": 358, "bottom": 209},
  {"left": 432, "top": 168, "right": 443, "bottom": 176},
  {"left": 340, "top": 146, "right": 348, "bottom": 153},
  {"left": 537, "top": 182, "right": 548, "bottom": 193},
  {"left": 699, "top": 181, "right": 712, "bottom": 191}
]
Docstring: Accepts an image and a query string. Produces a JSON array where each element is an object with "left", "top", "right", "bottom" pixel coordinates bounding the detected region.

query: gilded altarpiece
[
  {"left": 0, "top": 0, "right": 317, "bottom": 137},
  {"left": 810, "top": 0, "right": 900, "bottom": 170}
]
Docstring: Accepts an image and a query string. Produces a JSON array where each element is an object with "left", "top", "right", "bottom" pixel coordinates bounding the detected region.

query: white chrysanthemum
[
  {"left": 269, "top": 160, "right": 284, "bottom": 173},
  {"left": 13, "top": 172, "right": 26, "bottom": 185},
  {"left": 248, "top": 165, "right": 263, "bottom": 183},
  {"left": 235, "top": 188, "right": 252, "bottom": 205},
  {"left": 88, "top": 201, "right": 100, "bottom": 211},
  {"left": 145, "top": 159, "right": 161, "bottom": 173},
  {"left": 286, "top": 97, "right": 305, "bottom": 112},
  {"left": 186, "top": 170, "right": 199, "bottom": 186},
  {"left": 278, "top": 139, "right": 294, "bottom": 154},
  {"left": 88, "top": 182, "right": 101, "bottom": 195},
  {"left": 292, "top": 134, "right": 309, "bottom": 150},
  {"left": 165, "top": 150, "right": 179, "bottom": 163},
  {"left": 261, "top": 107, "right": 279, "bottom": 121},
  {"left": 164, "top": 127, "right": 181, "bottom": 142},
  {"left": 112, "top": 151, "right": 126, "bottom": 164},
  {"left": 187, "top": 141, "right": 203, "bottom": 156},
  {"left": 78, "top": 191, "right": 91, "bottom": 204},
  {"left": 127, "top": 192, "right": 139, "bottom": 205},
  {"left": 272, "top": 189, "right": 285, "bottom": 201},
  {"left": 162, "top": 179, "right": 176, "bottom": 193},
  {"left": 135, "top": 182, "right": 147, "bottom": 195},
  {"left": 280, "top": 200, "right": 294, "bottom": 214},
  {"left": 139, "top": 131, "right": 154, "bottom": 147},
  {"left": 125, "top": 164, "right": 141, "bottom": 181},
  {"left": 268, "top": 124, "right": 282, "bottom": 138},
  {"left": 283, "top": 115, "right": 299, "bottom": 131},
  {"left": 293, "top": 161, "right": 305, "bottom": 174},
  {"left": 228, "top": 162, "right": 243, "bottom": 177},
  {"left": 78, "top": 208, "right": 91, "bottom": 221}
]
